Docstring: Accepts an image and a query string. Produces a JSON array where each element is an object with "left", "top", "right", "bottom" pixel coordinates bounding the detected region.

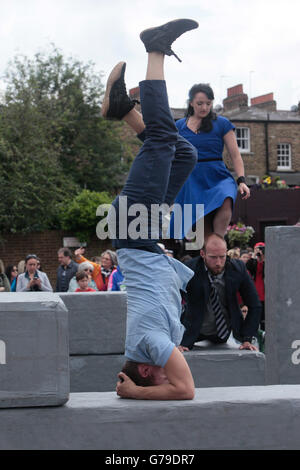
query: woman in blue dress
[
  {"left": 170, "top": 83, "right": 250, "bottom": 241},
  {"left": 102, "top": 69, "right": 250, "bottom": 243}
]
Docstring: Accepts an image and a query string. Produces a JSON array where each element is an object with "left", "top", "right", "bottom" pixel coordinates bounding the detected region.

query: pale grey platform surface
[
  {"left": 0, "top": 293, "right": 69, "bottom": 408},
  {"left": 265, "top": 226, "right": 300, "bottom": 385},
  {"left": 1, "top": 385, "right": 300, "bottom": 449},
  {"left": 59, "top": 292, "right": 127, "bottom": 355},
  {"left": 70, "top": 341, "right": 265, "bottom": 392}
]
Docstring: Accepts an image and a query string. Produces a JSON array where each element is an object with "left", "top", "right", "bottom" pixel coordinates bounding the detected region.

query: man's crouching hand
[
  {"left": 239, "top": 341, "right": 258, "bottom": 351},
  {"left": 177, "top": 345, "right": 189, "bottom": 353},
  {"left": 116, "top": 372, "right": 138, "bottom": 399}
]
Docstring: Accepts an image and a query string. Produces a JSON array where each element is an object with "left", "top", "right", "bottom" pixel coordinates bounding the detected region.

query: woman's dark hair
[
  {"left": 5, "top": 265, "right": 16, "bottom": 281},
  {"left": 122, "top": 361, "right": 154, "bottom": 387},
  {"left": 186, "top": 83, "right": 217, "bottom": 133},
  {"left": 25, "top": 254, "right": 38, "bottom": 263}
]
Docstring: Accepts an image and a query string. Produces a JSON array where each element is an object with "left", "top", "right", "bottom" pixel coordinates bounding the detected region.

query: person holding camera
[
  {"left": 246, "top": 242, "right": 265, "bottom": 330},
  {"left": 16, "top": 254, "right": 53, "bottom": 292}
]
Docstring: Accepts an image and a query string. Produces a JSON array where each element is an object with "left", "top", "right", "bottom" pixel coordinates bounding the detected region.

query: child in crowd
[{"left": 75, "top": 272, "right": 97, "bottom": 292}]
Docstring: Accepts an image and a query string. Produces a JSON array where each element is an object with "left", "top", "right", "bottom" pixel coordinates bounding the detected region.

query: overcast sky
[{"left": 0, "top": 0, "right": 299, "bottom": 109}]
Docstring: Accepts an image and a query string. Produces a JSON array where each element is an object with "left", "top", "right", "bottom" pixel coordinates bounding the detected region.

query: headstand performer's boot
[
  {"left": 101, "top": 19, "right": 199, "bottom": 119},
  {"left": 140, "top": 18, "right": 199, "bottom": 62},
  {"left": 101, "top": 61, "right": 138, "bottom": 120}
]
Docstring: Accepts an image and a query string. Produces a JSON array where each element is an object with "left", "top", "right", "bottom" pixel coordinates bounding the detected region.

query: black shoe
[
  {"left": 101, "top": 61, "right": 138, "bottom": 120},
  {"left": 140, "top": 19, "right": 199, "bottom": 62}
]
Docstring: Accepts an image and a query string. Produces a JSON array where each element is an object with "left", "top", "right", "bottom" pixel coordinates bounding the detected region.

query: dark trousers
[
  {"left": 195, "top": 333, "right": 230, "bottom": 345},
  {"left": 110, "top": 80, "right": 197, "bottom": 249}
]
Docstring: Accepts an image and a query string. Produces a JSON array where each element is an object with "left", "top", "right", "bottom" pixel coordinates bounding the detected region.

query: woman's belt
[{"left": 197, "top": 157, "right": 223, "bottom": 162}]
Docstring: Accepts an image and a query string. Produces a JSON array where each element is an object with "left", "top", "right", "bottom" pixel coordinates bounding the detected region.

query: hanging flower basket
[
  {"left": 226, "top": 221, "right": 255, "bottom": 248},
  {"left": 261, "top": 175, "right": 288, "bottom": 190}
]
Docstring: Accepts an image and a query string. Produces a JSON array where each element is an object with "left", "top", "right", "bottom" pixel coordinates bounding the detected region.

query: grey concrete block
[
  {"left": 70, "top": 344, "right": 265, "bottom": 392},
  {"left": 70, "top": 355, "right": 125, "bottom": 392},
  {"left": 265, "top": 226, "right": 300, "bottom": 384},
  {"left": 186, "top": 342, "right": 265, "bottom": 387},
  {"left": 1, "top": 386, "right": 300, "bottom": 449},
  {"left": 0, "top": 293, "right": 69, "bottom": 408},
  {"left": 59, "top": 292, "right": 127, "bottom": 355}
]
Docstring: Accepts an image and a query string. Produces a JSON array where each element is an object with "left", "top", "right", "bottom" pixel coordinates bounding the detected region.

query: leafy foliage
[
  {"left": 0, "top": 46, "right": 132, "bottom": 234},
  {"left": 58, "top": 189, "right": 113, "bottom": 242}
]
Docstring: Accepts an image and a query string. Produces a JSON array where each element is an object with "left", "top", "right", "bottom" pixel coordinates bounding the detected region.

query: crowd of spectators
[
  {"left": 0, "top": 247, "right": 123, "bottom": 294},
  {"left": 226, "top": 242, "right": 265, "bottom": 350}
]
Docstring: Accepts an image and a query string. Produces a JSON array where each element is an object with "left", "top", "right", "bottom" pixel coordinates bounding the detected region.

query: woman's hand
[
  {"left": 28, "top": 278, "right": 41, "bottom": 289},
  {"left": 238, "top": 182, "right": 250, "bottom": 200},
  {"left": 74, "top": 247, "right": 85, "bottom": 258}
]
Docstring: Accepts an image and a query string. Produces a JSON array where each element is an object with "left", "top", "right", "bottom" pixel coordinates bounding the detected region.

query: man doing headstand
[{"left": 102, "top": 19, "right": 199, "bottom": 400}]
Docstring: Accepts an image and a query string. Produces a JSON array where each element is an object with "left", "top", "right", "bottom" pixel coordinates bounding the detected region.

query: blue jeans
[{"left": 110, "top": 80, "right": 197, "bottom": 249}]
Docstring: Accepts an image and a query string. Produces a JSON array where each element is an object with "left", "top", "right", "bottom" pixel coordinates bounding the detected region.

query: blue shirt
[
  {"left": 108, "top": 265, "right": 125, "bottom": 291},
  {"left": 176, "top": 116, "right": 235, "bottom": 161},
  {"left": 117, "top": 249, "right": 194, "bottom": 367}
]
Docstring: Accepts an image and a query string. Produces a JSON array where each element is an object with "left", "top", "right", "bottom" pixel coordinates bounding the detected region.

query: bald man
[{"left": 180, "top": 233, "right": 261, "bottom": 350}]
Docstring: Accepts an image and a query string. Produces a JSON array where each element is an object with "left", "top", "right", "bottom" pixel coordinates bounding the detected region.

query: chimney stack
[
  {"left": 222, "top": 84, "right": 248, "bottom": 112},
  {"left": 251, "top": 92, "right": 276, "bottom": 111}
]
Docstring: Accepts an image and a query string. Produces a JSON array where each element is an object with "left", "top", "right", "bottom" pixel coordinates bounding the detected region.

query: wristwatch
[{"left": 236, "top": 176, "right": 246, "bottom": 185}]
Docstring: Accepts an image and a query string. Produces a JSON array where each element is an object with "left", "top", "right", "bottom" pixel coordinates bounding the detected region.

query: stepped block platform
[
  {"left": 1, "top": 385, "right": 300, "bottom": 449},
  {"left": 70, "top": 340, "right": 265, "bottom": 392}
]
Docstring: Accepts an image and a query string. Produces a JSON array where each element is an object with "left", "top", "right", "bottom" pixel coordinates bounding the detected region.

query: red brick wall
[
  {"left": 251, "top": 93, "right": 274, "bottom": 106},
  {"left": 227, "top": 84, "right": 244, "bottom": 97},
  {"left": 0, "top": 230, "right": 112, "bottom": 289}
]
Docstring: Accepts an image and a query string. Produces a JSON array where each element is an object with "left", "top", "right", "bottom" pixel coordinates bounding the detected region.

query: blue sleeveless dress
[{"left": 170, "top": 115, "right": 237, "bottom": 238}]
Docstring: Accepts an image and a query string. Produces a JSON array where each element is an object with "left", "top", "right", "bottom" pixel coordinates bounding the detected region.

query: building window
[
  {"left": 236, "top": 127, "right": 250, "bottom": 152},
  {"left": 277, "top": 143, "right": 291, "bottom": 170}
]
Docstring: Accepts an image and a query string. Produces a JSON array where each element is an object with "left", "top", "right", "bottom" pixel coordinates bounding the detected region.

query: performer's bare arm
[
  {"left": 116, "top": 347, "right": 195, "bottom": 400},
  {"left": 224, "top": 130, "right": 250, "bottom": 200}
]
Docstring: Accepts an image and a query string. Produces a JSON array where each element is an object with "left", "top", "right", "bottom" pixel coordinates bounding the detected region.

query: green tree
[
  {"left": 0, "top": 135, "right": 77, "bottom": 233},
  {"left": 58, "top": 189, "right": 113, "bottom": 242},
  {"left": 0, "top": 46, "right": 133, "bottom": 234},
  {"left": 2, "top": 46, "right": 131, "bottom": 192}
]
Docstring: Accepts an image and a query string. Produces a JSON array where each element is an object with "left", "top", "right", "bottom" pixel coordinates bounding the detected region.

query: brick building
[{"left": 221, "top": 84, "right": 300, "bottom": 186}]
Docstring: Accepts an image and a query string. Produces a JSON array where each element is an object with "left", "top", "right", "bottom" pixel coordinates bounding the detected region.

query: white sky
[{"left": 0, "top": 0, "right": 299, "bottom": 109}]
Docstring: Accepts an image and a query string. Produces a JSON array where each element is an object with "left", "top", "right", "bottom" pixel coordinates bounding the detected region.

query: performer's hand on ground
[
  {"left": 238, "top": 182, "right": 250, "bottom": 200},
  {"left": 239, "top": 341, "right": 258, "bottom": 351},
  {"left": 177, "top": 345, "right": 189, "bottom": 353},
  {"left": 116, "top": 372, "right": 138, "bottom": 398}
]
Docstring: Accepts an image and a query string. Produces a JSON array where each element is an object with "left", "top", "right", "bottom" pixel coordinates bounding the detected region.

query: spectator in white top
[{"left": 16, "top": 254, "right": 53, "bottom": 292}]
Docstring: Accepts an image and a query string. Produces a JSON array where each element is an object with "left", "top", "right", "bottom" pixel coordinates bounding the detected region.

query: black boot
[
  {"left": 101, "top": 62, "right": 138, "bottom": 120},
  {"left": 140, "top": 18, "right": 199, "bottom": 62}
]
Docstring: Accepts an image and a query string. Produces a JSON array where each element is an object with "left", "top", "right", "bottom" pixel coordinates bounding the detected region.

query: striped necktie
[{"left": 208, "top": 272, "right": 229, "bottom": 340}]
